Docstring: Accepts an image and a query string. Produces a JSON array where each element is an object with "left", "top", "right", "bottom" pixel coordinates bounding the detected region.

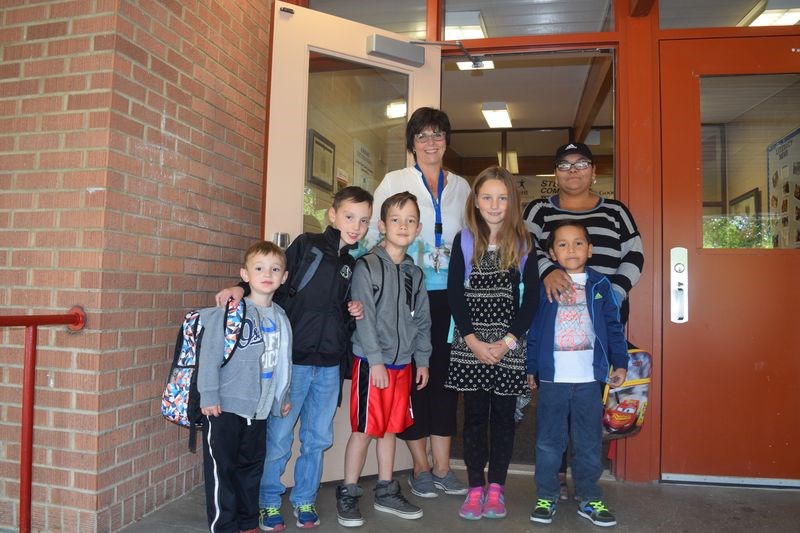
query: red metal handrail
[{"left": 0, "top": 306, "right": 87, "bottom": 533}]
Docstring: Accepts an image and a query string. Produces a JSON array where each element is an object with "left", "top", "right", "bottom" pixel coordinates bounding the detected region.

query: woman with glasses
[
  {"left": 522, "top": 142, "right": 644, "bottom": 501},
  {"left": 365, "top": 107, "right": 471, "bottom": 498}
]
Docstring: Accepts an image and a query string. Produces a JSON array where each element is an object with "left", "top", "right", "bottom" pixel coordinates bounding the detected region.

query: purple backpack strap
[{"left": 461, "top": 228, "right": 527, "bottom": 283}]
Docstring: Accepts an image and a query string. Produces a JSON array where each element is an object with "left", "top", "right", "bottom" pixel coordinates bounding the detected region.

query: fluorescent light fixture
[
  {"left": 750, "top": 8, "right": 800, "bottom": 25},
  {"left": 739, "top": 0, "right": 800, "bottom": 26},
  {"left": 481, "top": 102, "right": 512, "bottom": 128},
  {"left": 497, "top": 150, "right": 519, "bottom": 174},
  {"left": 385, "top": 100, "right": 407, "bottom": 119},
  {"left": 457, "top": 59, "right": 495, "bottom": 70},
  {"left": 445, "top": 11, "right": 487, "bottom": 40}
]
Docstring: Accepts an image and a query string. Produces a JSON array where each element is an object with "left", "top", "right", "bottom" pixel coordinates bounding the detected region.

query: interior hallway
[{"left": 120, "top": 469, "right": 798, "bottom": 532}]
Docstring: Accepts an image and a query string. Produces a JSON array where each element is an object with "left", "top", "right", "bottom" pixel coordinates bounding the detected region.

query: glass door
[
  {"left": 660, "top": 36, "right": 800, "bottom": 485},
  {"left": 264, "top": 1, "right": 441, "bottom": 241}
]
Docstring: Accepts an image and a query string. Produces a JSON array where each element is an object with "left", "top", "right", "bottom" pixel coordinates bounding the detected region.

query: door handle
[{"left": 670, "top": 247, "right": 688, "bottom": 323}]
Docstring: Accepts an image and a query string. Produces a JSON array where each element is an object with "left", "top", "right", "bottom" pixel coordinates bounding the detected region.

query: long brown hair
[{"left": 464, "top": 166, "right": 531, "bottom": 271}]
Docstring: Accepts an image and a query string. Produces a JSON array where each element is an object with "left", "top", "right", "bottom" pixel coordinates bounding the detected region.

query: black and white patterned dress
[{"left": 445, "top": 248, "right": 528, "bottom": 396}]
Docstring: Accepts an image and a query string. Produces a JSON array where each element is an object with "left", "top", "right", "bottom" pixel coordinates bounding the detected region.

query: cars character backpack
[
  {"left": 161, "top": 298, "right": 245, "bottom": 452},
  {"left": 602, "top": 348, "right": 652, "bottom": 440}
]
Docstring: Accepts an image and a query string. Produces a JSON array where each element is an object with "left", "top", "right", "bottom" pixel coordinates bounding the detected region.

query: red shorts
[{"left": 349, "top": 356, "right": 413, "bottom": 438}]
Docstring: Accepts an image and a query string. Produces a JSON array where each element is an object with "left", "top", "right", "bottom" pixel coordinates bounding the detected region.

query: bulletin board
[{"left": 767, "top": 127, "right": 800, "bottom": 248}]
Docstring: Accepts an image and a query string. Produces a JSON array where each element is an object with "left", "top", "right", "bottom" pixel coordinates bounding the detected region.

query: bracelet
[{"left": 503, "top": 334, "right": 518, "bottom": 350}]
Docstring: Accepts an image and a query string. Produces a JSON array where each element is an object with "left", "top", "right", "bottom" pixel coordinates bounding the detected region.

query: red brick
[
  {"left": 2, "top": 42, "right": 44, "bottom": 61},
  {"left": 64, "top": 130, "right": 109, "bottom": 149},
  {"left": 17, "top": 133, "right": 61, "bottom": 152},
  {"left": 44, "top": 74, "right": 88, "bottom": 93},
  {"left": 48, "top": 37, "right": 93, "bottom": 57},
  {"left": 0, "top": 78, "right": 39, "bottom": 97},
  {"left": 0, "top": 62, "right": 20, "bottom": 79},
  {"left": 22, "top": 57, "right": 66, "bottom": 78},
  {"left": 10, "top": 210, "right": 56, "bottom": 228},
  {"left": 72, "top": 15, "right": 117, "bottom": 35},
  {"left": 68, "top": 91, "right": 112, "bottom": 110},
  {"left": 27, "top": 21, "right": 69, "bottom": 41},
  {"left": 51, "top": 0, "right": 96, "bottom": 19},
  {"left": 70, "top": 52, "right": 114, "bottom": 73},
  {"left": 0, "top": 153, "right": 35, "bottom": 170},
  {"left": 21, "top": 95, "right": 64, "bottom": 114},
  {"left": 41, "top": 112, "right": 86, "bottom": 131},
  {"left": 39, "top": 151, "right": 84, "bottom": 169}
]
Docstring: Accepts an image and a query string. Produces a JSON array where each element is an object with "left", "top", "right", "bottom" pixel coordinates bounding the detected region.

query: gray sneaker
[
  {"left": 431, "top": 470, "right": 469, "bottom": 495},
  {"left": 336, "top": 484, "right": 364, "bottom": 527},
  {"left": 408, "top": 471, "right": 437, "bottom": 498},
  {"left": 373, "top": 480, "right": 423, "bottom": 520}
]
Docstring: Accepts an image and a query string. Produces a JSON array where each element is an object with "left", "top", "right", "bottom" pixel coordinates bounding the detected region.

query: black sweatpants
[
  {"left": 462, "top": 389, "right": 517, "bottom": 487},
  {"left": 201, "top": 411, "right": 266, "bottom": 533}
]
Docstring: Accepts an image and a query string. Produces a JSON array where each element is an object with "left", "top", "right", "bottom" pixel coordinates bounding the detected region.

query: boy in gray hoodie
[
  {"left": 197, "top": 241, "right": 292, "bottom": 533},
  {"left": 336, "top": 192, "right": 432, "bottom": 528}
]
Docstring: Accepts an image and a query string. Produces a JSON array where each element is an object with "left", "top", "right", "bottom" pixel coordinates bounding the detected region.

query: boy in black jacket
[{"left": 216, "top": 186, "right": 373, "bottom": 531}]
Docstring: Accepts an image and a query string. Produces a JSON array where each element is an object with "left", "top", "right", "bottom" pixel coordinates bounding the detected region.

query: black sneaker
[
  {"left": 577, "top": 500, "right": 617, "bottom": 527},
  {"left": 373, "top": 479, "right": 423, "bottom": 519},
  {"left": 336, "top": 484, "right": 364, "bottom": 527},
  {"left": 530, "top": 498, "right": 557, "bottom": 524}
]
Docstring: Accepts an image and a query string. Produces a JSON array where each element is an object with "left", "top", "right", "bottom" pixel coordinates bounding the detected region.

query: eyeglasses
[
  {"left": 414, "top": 131, "right": 445, "bottom": 143},
  {"left": 555, "top": 160, "right": 592, "bottom": 171}
]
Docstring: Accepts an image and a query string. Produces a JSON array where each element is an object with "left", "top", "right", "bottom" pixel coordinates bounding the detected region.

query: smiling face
[
  {"left": 548, "top": 223, "right": 593, "bottom": 274},
  {"left": 474, "top": 178, "right": 509, "bottom": 233},
  {"left": 328, "top": 198, "right": 372, "bottom": 248},
  {"left": 554, "top": 153, "right": 596, "bottom": 196},
  {"left": 412, "top": 127, "right": 447, "bottom": 167},
  {"left": 240, "top": 251, "right": 288, "bottom": 300},
  {"left": 378, "top": 199, "right": 422, "bottom": 252}
]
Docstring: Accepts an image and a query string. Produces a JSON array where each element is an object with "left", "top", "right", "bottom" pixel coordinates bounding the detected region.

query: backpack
[
  {"left": 356, "top": 251, "right": 422, "bottom": 312},
  {"left": 161, "top": 299, "right": 246, "bottom": 452},
  {"left": 287, "top": 242, "right": 324, "bottom": 297}
]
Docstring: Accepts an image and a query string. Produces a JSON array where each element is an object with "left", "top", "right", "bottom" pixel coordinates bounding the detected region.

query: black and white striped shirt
[{"left": 523, "top": 196, "right": 644, "bottom": 301}]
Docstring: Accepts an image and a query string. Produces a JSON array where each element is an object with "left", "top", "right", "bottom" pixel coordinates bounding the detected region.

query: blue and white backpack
[{"left": 161, "top": 299, "right": 246, "bottom": 452}]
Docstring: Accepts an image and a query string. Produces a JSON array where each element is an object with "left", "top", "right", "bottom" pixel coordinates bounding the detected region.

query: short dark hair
[
  {"left": 545, "top": 219, "right": 592, "bottom": 251},
  {"left": 243, "top": 240, "right": 286, "bottom": 267},
  {"left": 380, "top": 191, "right": 420, "bottom": 222},
  {"left": 406, "top": 107, "right": 451, "bottom": 154},
  {"left": 332, "top": 186, "right": 373, "bottom": 211}
]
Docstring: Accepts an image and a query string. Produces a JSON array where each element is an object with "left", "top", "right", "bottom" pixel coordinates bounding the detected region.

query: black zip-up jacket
[{"left": 239, "top": 226, "right": 357, "bottom": 366}]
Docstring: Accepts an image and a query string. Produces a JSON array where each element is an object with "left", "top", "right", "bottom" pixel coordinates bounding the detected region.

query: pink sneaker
[
  {"left": 482, "top": 483, "right": 507, "bottom": 518},
  {"left": 459, "top": 486, "right": 484, "bottom": 520}
]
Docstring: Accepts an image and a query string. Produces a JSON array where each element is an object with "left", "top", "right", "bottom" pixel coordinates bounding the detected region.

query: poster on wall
[
  {"left": 516, "top": 175, "right": 616, "bottom": 207},
  {"left": 767, "top": 127, "right": 800, "bottom": 248},
  {"left": 353, "top": 139, "right": 374, "bottom": 190}
]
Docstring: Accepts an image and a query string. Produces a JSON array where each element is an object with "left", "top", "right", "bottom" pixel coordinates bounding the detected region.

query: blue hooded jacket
[{"left": 526, "top": 266, "right": 628, "bottom": 382}]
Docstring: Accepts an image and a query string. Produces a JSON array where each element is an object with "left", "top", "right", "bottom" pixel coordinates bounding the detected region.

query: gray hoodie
[
  {"left": 197, "top": 298, "right": 292, "bottom": 420},
  {"left": 351, "top": 245, "right": 432, "bottom": 368}
]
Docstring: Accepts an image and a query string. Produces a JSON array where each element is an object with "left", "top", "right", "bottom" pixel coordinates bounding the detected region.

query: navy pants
[{"left": 202, "top": 412, "right": 266, "bottom": 533}]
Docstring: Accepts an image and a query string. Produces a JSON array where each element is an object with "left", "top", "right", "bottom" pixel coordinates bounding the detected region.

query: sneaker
[
  {"left": 530, "top": 498, "right": 557, "bottom": 524},
  {"left": 373, "top": 479, "right": 423, "bottom": 520},
  {"left": 293, "top": 504, "right": 320, "bottom": 529},
  {"left": 458, "top": 486, "right": 484, "bottom": 520},
  {"left": 408, "top": 470, "right": 437, "bottom": 498},
  {"left": 431, "top": 470, "right": 469, "bottom": 495},
  {"left": 258, "top": 507, "right": 285, "bottom": 531},
  {"left": 336, "top": 484, "right": 364, "bottom": 528},
  {"left": 577, "top": 500, "right": 617, "bottom": 527},
  {"left": 482, "top": 483, "right": 506, "bottom": 518}
]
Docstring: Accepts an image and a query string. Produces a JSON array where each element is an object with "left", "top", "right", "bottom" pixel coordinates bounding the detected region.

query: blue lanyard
[{"left": 416, "top": 164, "right": 444, "bottom": 247}]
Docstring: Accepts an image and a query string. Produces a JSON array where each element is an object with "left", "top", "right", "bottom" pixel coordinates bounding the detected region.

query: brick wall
[{"left": 0, "top": 1, "right": 271, "bottom": 530}]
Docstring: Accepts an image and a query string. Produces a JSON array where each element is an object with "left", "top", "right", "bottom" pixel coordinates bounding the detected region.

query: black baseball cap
[{"left": 554, "top": 142, "right": 593, "bottom": 164}]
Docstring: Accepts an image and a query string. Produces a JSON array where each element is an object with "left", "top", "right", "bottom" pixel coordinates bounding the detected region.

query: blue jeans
[
  {"left": 535, "top": 381, "right": 604, "bottom": 501},
  {"left": 259, "top": 364, "right": 340, "bottom": 508}
]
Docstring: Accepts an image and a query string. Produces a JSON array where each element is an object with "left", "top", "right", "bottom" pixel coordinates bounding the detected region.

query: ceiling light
[
  {"left": 445, "top": 11, "right": 487, "bottom": 40},
  {"left": 481, "top": 102, "right": 512, "bottom": 128},
  {"left": 457, "top": 59, "right": 495, "bottom": 70},
  {"left": 750, "top": 8, "right": 800, "bottom": 25},
  {"left": 385, "top": 100, "right": 406, "bottom": 119},
  {"left": 738, "top": 0, "right": 800, "bottom": 26},
  {"left": 497, "top": 150, "right": 519, "bottom": 174}
]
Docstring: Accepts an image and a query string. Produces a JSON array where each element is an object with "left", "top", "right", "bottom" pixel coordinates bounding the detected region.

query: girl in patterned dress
[{"left": 446, "top": 166, "right": 539, "bottom": 520}]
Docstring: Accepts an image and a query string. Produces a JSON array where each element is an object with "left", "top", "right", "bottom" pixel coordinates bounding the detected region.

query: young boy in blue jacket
[{"left": 526, "top": 220, "right": 628, "bottom": 528}]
